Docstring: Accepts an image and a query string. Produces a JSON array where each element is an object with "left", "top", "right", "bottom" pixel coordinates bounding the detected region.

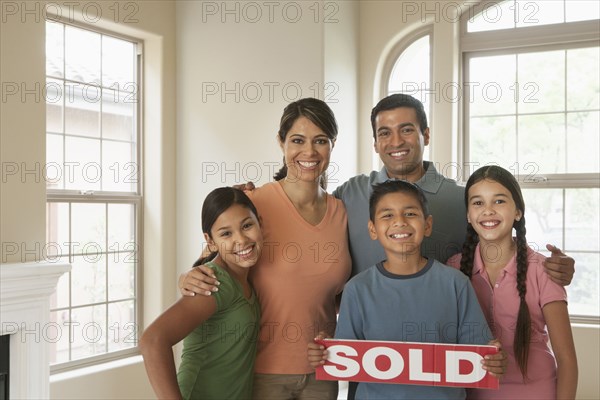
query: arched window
[
  {"left": 388, "top": 35, "right": 431, "bottom": 106},
  {"left": 462, "top": 0, "right": 600, "bottom": 320}
]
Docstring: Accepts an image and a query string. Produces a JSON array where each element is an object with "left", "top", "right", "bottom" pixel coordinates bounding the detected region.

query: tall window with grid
[
  {"left": 462, "top": 0, "right": 599, "bottom": 320},
  {"left": 45, "top": 20, "right": 142, "bottom": 369}
]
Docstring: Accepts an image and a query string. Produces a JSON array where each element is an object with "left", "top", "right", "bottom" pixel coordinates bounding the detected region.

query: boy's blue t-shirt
[{"left": 335, "top": 258, "right": 491, "bottom": 400}]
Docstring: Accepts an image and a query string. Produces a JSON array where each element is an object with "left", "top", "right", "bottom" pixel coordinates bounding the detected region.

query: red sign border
[{"left": 315, "top": 338, "right": 499, "bottom": 390}]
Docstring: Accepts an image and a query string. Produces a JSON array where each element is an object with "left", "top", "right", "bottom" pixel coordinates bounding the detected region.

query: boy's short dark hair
[{"left": 369, "top": 180, "right": 430, "bottom": 221}]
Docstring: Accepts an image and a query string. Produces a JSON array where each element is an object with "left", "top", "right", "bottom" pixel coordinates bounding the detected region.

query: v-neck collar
[{"left": 273, "top": 181, "right": 331, "bottom": 231}]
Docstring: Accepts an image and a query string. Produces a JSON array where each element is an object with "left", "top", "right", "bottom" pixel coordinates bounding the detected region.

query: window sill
[{"left": 50, "top": 354, "right": 144, "bottom": 382}]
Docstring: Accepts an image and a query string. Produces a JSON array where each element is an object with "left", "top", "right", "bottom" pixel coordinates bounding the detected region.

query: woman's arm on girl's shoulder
[
  {"left": 140, "top": 294, "right": 218, "bottom": 400},
  {"left": 543, "top": 301, "right": 578, "bottom": 400},
  {"left": 179, "top": 257, "right": 221, "bottom": 297}
]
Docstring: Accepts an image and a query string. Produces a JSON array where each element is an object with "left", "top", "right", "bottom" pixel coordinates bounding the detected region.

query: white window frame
[
  {"left": 460, "top": 0, "right": 600, "bottom": 324},
  {"left": 45, "top": 18, "right": 144, "bottom": 372}
]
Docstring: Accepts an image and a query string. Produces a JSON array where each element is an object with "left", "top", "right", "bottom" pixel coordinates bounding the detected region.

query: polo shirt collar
[
  {"left": 472, "top": 242, "right": 518, "bottom": 277},
  {"left": 373, "top": 161, "right": 444, "bottom": 194},
  {"left": 374, "top": 166, "right": 390, "bottom": 184}
]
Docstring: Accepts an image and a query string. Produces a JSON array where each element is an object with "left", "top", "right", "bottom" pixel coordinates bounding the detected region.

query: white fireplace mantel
[{"left": 0, "top": 262, "right": 71, "bottom": 400}]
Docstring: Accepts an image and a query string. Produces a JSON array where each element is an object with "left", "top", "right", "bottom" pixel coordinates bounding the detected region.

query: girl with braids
[{"left": 447, "top": 166, "right": 577, "bottom": 399}]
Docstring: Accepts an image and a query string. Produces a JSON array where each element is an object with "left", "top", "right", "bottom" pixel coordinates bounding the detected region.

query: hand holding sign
[
  {"left": 308, "top": 332, "right": 330, "bottom": 368},
  {"left": 314, "top": 339, "right": 499, "bottom": 390},
  {"left": 481, "top": 339, "right": 507, "bottom": 379}
]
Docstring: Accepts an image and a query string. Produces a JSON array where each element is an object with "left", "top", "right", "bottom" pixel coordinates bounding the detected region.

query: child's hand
[
  {"left": 481, "top": 339, "right": 507, "bottom": 379},
  {"left": 307, "top": 332, "right": 330, "bottom": 368}
]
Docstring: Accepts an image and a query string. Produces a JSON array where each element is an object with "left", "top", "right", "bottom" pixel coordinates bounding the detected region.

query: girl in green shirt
[{"left": 141, "top": 187, "right": 263, "bottom": 400}]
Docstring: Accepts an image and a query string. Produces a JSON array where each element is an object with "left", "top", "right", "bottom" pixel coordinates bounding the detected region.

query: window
[
  {"left": 383, "top": 31, "right": 432, "bottom": 166},
  {"left": 462, "top": 0, "right": 600, "bottom": 320},
  {"left": 467, "top": 0, "right": 600, "bottom": 32},
  {"left": 45, "top": 20, "right": 142, "bottom": 369}
]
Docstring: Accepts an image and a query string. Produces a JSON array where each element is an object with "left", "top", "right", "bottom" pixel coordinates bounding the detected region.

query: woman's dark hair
[
  {"left": 459, "top": 165, "right": 531, "bottom": 378},
  {"left": 370, "top": 94, "right": 428, "bottom": 140},
  {"left": 273, "top": 98, "right": 338, "bottom": 189},
  {"left": 369, "top": 180, "right": 430, "bottom": 222},
  {"left": 192, "top": 187, "right": 260, "bottom": 267}
]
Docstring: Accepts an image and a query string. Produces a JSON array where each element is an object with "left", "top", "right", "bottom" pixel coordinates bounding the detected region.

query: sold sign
[{"left": 315, "top": 339, "right": 499, "bottom": 389}]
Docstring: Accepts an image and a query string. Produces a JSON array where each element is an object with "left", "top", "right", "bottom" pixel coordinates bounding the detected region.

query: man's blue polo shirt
[{"left": 332, "top": 161, "right": 467, "bottom": 277}]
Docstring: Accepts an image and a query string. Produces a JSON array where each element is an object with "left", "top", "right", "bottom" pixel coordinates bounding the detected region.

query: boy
[{"left": 309, "top": 180, "right": 492, "bottom": 399}]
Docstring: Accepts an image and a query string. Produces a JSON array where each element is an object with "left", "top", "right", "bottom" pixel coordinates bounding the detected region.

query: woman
[{"left": 180, "top": 98, "right": 351, "bottom": 399}]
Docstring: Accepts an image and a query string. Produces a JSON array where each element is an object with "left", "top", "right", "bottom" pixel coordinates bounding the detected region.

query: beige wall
[
  {"left": 324, "top": 1, "right": 360, "bottom": 188},
  {"left": 1, "top": 0, "right": 47, "bottom": 263}
]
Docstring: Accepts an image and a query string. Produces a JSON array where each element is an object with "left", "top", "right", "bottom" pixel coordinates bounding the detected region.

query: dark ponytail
[
  {"left": 192, "top": 254, "right": 213, "bottom": 268},
  {"left": 273, "top": 159, "right": 288, "bottom": 182},
  {"left": 192, "top": 187, "right": 259, "bottom": 267},
  {"left": 273, "top": 98, "right": 338, "bottom": 189},
  {"left": 513, "top": 216, "right": 531, "bottom": 379},
  {"left": 461, "top": 165, "right": 531, "bottom": 379}
]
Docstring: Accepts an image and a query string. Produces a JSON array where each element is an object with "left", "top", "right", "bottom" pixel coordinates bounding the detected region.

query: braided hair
[{"left": 460, "top": 165, "right": 531, "bottom": 379}]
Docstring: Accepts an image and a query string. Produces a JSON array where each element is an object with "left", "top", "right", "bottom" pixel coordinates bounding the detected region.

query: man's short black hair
[{"left": 371, "top": 94, "right": 428, "bottom": 140}]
